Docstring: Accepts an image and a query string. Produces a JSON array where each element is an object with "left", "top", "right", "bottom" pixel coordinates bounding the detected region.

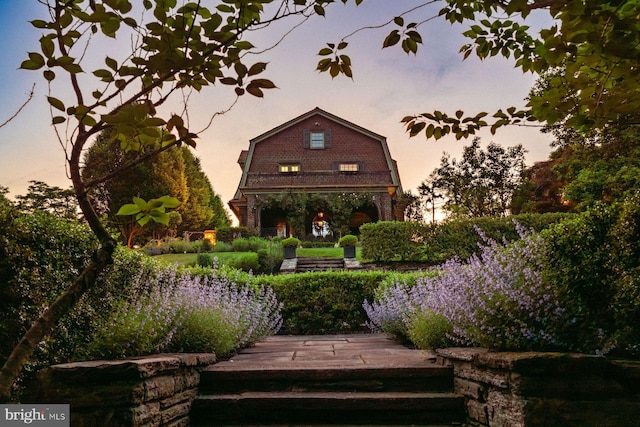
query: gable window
[
  {"left": 339, "top": 163, "right": 360, "bottom": 172},
  {"left": 279, "top": 164, "right": 300, "bottom": 173},
  {"left": 310, "top": 132, "right": 325, "bottom": 149},
  {"left": 304, "top": 129, "right": 331, "bottom": 149}
]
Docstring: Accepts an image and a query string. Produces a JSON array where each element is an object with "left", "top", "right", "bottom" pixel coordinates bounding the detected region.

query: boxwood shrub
[
  {"left": 360, "top": 213, "right": 572, "bottom": 264},
  {"left": 253, "top": 271, "right": 393, "bottom": 334}
]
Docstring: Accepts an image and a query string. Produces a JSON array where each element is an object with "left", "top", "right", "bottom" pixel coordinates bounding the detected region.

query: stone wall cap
[
  {"left": 46, "top": 353, "right": 216, "bottom": 382},
  {"left": 437, "top": 347, "right": 612, "bottom": 374},
  {"left": 436, "top": 348, "right": 490, "bottom": 362}
]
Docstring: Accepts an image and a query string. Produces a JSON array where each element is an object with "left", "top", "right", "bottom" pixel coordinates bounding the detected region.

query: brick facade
[{"left": 229, "top": 108, "right": 403, "bottom": 236}]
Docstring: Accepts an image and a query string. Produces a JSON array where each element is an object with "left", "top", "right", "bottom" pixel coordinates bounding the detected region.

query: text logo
[{"left": 1, "top": 405, "right": 69, "bottom": 426}]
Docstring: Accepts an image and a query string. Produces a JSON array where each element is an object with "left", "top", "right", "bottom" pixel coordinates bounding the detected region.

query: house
[{"left": 228, "top": 108, "right": 403, "bottom": 238}]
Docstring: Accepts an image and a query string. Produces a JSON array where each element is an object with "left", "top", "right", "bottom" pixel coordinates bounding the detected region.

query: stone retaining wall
[
  {"left": 436, "top": 348, "right": 640, "bottom": 427},
  {"left": 26, "top": 353, "right": 216, "bottom": 427}
]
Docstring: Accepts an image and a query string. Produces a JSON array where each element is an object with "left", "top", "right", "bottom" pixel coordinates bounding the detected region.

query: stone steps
[
  {"left": 192, "top": 391, "right": 464, "bottom": 425},
  {"left": 191, "top": 337, "right": 466, "bottom": 426},
  {"left": 295, "top": 257, "right": 345, "bottom": 272}
]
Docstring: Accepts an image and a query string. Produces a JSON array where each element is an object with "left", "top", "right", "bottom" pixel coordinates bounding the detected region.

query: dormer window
[
  {"left": 279, "top": 164, "right": 300, "bottom": 173},
  {"left": 339, "top": 163, "right": 360, "bottom": 172}
]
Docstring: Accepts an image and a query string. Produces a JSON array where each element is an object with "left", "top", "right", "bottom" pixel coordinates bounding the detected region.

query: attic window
[
  {"left": 279, "top": 164, "right": 300, "bottom": 173},
  {"left": 303, "top": 129, "right": 331, "bottom": 149},
  {"left": 310, "top": 132, "right": 325, "bottom": 149},
  {"left": 339, "top": 163, "right": 360, "bottom": 172}
]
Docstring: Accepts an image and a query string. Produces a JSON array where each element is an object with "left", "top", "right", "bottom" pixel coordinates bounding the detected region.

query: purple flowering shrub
[
  {"left": 364, "top": 222, "right": 568, "bottom": 351},
  {"left": 86, "top": 267, "right": 282, "bottom": 359}
]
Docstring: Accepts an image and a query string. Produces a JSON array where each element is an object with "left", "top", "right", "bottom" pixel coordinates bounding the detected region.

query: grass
[
  {"left": 154, "top": 247, "right": 363, "bottom": 267},
  {"left": 155, "top": 252, "right": 247, "bottom": 266},
  {"left": 297, "top": 247, "right": 362, "bottom": 258}
]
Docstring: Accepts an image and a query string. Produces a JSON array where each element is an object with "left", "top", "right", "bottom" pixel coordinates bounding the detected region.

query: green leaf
[
  {"left": 40, "top": 36, "right": 55, "bottom": 59},
  {"left": 149, "top": 211, "right": 170, "bottom": 225},
  {"left": 47, "top": 97, "right": 65, "bottom": 112},
  {"left": 155, "top": 196, "right": 181, "bottom": 208},
  {"left": 137, "top": 215, "right": 151, "bottom": 226},
  {"left": 43, "top": 70, "right": 56, "bottom": 81},
  {"left": 116, "top": 203, "right": 141, "bottom": 216},
  {"left": 410, "top": 122, "right": 426, "bottom": 137},
  {"left": 25, "top": 52, "right": 45, "bottom": 69},
  {"left": 93, "top": 69, "right": 113, "bottom": 79},
  {"left": 248, "top": 62, "right": 268, "bottom": 76},
  {"left": 30, "top": 19, "right": 48, "bottom": 29},
  {"left": 105, "top": 56, "right": 118, "bottom": 70},
  {"left": 383, "top": 30, "right": 401, "bottom": 48},
  {"left": 133, "top": 197, "right": 147, "bottom": 210}
]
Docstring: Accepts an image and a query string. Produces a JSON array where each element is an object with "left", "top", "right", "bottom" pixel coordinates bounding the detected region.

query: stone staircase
[
  {"left": 190, "top": 335, "right": 466, "bottom": 426},
  {"left": 295, "top": 256, "right": 345, "bottom": 272}
]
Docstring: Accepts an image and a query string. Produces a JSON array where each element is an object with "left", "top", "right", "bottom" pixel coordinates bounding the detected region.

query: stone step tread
[
  {"left": 204, "top": 364, "right": 450, "bottom": 373},
  {"left": 209, "top": 425, "right": 464, "bottom": 427},
  {"left": 198, "top": 391, "right": 463, "bottom": 401},
  {"left": 191, "top": 392, "right": 465, "bottom": 425}
]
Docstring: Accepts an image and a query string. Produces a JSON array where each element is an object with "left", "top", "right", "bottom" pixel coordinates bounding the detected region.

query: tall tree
[
  {"left": 84, "top": 134, "right": 229, "bottom": 244},
  {"left": 420, "top": 138, "right": 526, "bottom": 218},
  {"left": 0, "top": 0, "right": 324, "bottom": 399},
  {"left": 14, "top": 181, "right": 79, "bottom": 220}
]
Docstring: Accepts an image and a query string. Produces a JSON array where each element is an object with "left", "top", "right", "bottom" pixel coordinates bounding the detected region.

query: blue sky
[{"left": 0, "top": 1, "right": 554, "bottom": 221}]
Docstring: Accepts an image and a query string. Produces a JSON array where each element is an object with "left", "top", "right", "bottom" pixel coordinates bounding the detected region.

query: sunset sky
[{"left": 0, "top": 1, "right": 555, "bottom": 223}]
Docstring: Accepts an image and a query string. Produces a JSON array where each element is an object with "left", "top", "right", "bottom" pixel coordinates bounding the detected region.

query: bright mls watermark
[{"left": 1, "top": 405, "right": 69, "bottom": 426}]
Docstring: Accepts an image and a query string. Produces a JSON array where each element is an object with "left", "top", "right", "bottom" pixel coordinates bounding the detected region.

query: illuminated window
[
  {"left": 279, "top": 164, "right": 300, "bottom": 173},
  {"left": 310, "top": 132, "right": 325, "bottom": 149},
  {"left": 339, "top": 163, "right": 359, "bottom": 172}
]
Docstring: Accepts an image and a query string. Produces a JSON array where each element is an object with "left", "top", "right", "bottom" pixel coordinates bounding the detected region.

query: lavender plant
[
  {"left": 86, "top": 266, "right": 282, "bottom": 359},
  {"left": 365, "top": 222, "right": 568, "bottom": 351}
]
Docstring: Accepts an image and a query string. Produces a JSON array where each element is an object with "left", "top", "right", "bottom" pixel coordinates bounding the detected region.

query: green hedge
[
  {"left": 253, "top": 271, "right": 394, "bottom": 334},
  {"left": 543, "top": 196, "right": 640, "bottom": 356},
  {"left": 360, "top": 213, "right": 572, "bottom": 264},
  {"left": 216, "top": 226, "right": 250, "bottom": 243},
  {"left": 0, "top": 206, "right": 99, "bottom": 369}
]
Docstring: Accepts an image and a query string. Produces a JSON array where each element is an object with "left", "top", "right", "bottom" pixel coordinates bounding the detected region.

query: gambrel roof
[{"left": 231, "top": 107, "right": 402, "bottom": 201}]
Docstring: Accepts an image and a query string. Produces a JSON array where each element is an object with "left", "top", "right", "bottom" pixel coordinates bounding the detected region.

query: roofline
[
  {"left": 233, "top": 107, "right": 402, "bottom": 200},
  {"left": 250, "top": 107, "right": 387, "bottom": 143}
]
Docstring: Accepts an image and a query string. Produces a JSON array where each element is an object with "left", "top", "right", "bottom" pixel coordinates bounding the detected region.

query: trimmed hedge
[
  {"left": 543, "top": 196, "right": 640, "bottom": 356},
  {"left": 252, "top": 271, "right": 393, "bottom": 334},
  {"left": 215, "top": 226, "right": 250, "bottom": 243},
  {"left": 360, "top": 213, "right": 572, "bottom": 264}
]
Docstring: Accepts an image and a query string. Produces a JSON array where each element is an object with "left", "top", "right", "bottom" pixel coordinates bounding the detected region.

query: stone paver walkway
[{"left": 212, "top": 333, "right": 437, "bottom": 370}]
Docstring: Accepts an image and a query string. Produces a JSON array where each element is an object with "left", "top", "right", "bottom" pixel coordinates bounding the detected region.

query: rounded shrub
[
  {"left": 338, "top": 234, "right": 358, "bottom": 247},
  {"left": 408, "top": 310, "right": 453, "bottom": 350},
  {"left": 281, "top": 237, "right": 300, "bottom": 248}
]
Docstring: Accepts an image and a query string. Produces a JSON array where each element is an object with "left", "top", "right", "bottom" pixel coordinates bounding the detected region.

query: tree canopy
[
  {"left": 83, "top": 134, "right": 230, "bottom": 246},
  {"left": 318, "top": 0, "right": 640, "bottom": 140},
  {"left": 14, "top": 181, "right": 78, "bottom": 220},
  {"left": 419, "top": 138, "right": 527, "bottom": 218}
]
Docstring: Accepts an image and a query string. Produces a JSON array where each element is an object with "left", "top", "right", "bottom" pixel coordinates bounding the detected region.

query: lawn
[
  {"left": 155, "top": 252, "right": 246, "bottom": 266},
  {"left": 154, "top": 247, "right": 362, "bottom": 266},
  {"left": 297, "top": 247, "right": 362, "bottom": 258}
]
